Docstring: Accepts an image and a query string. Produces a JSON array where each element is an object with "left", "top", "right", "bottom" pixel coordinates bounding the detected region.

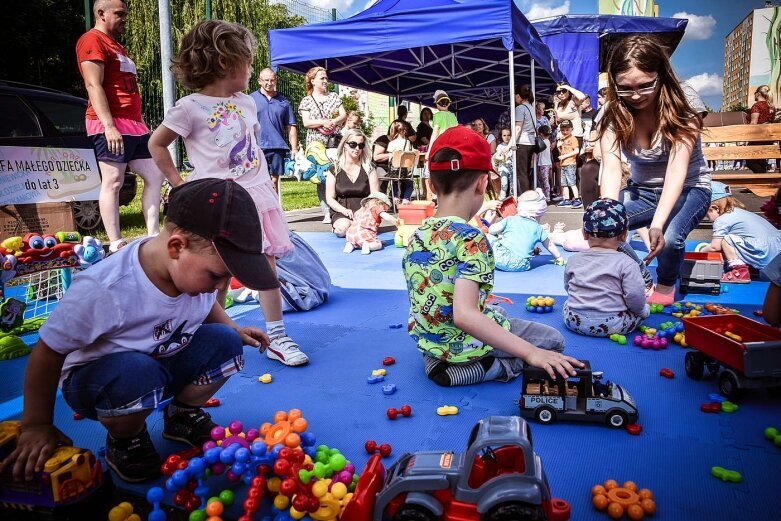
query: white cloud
[
  {"left": 524, "top": 1, "right": 571, "bottom": 20},
  {"left": 673, "top": 12, "right": 716, "bottom": 41},
  {"left": 307, "top": 0, "right": 356, "bottom": 11},
  {"left": 685, "top": 73, "right": 723, "bottom": 96}
]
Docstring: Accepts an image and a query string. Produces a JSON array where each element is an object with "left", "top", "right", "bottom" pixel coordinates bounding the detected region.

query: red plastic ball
[
  {"left": 274, "top": 459, "right": 291, "bottom": 476},
  {"left": 161, "top": 463, "right": 174, "bottom": 476},
  {"left": 177, "top": 459, "right": 189, "bottom": 471},
  {"left": 278, "top": 447, "right": 294, "bottom": 460},
  {"left": 290, "top": 449, "right": 306, "bottom": 463},
  {"left": 387, "top": 408, "right": 399, "bottom": 420},
  {"left": 252, "top": 475, "right": 266, "bottom": 488},
  {"left": 280, "top": 478, "right": 298, "bottom": 497},
  {"left": 184, "top": 498, "right": 201, "bottom": 511},
  {"left": 379, "top": 443, "right": 392, "bottom": 457},
  {"left": 383, "top": 356, "right": 396, "bottom": 366},
  {"left": 244, "top": 497, "right": 260, "bottom": 513},
  {"left": 248, "top": 486, "right": 263, "bottom": 499},
  {"left": 400, "top": 405, "right": 412, "bottom": 417},
  {"left": 174, "top": 490, "right": 189, "bottom": 506},
  {"left": 307, "top": 496, "right": 321, "bottom": 512},
  {"left": 365, "top": 440, "right": 378, "bottom": 453},
  {"left": 258, "top": 464, "right": 271, "bottom": 476},
  {"left": 292, "top": 494, "right": 310, "bottom": 512}
]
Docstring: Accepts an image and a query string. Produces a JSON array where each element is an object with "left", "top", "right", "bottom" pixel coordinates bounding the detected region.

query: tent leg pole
[
  {"left": 531, "top": 59, "right": 537, "bottom": 191},
  {"left": 508, "top": 50, "right": 517, "bottom": 200}
]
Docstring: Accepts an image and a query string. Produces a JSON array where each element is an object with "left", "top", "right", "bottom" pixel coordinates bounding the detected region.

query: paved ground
[{"left": 286, "top": 186, "right": 767, "bottom": 243}]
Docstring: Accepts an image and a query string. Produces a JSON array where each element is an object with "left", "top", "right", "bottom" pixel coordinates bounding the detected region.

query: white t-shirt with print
[
  {"left": 40, "top": 238, "right": 216, "bottom": 385},
  {"left": 162, "top": 92, "right": 270, "bottom": 189}
]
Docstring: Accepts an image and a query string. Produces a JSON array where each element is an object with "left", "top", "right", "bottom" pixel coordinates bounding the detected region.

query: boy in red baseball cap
[{"left": 402, "top": 127, "right": 582, "bottom": 386}]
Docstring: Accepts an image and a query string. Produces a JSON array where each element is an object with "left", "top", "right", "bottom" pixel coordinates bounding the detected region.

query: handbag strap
[
  {"left": 309, "top": 95, "right": 330, "bottom": 120},
  {"left": 524, "top": 105, "right": 539, "bottom": 138}
]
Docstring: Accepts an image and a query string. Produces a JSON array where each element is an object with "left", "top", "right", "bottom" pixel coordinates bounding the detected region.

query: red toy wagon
[{"left": 682, "top": 315, "right": 781, "bottom": 399}]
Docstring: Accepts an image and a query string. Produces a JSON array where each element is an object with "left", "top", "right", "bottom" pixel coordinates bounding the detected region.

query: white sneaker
[
  {"left": 109, "top": 239, "right": 128, "bottom": 253},
  {"left": 343, "top": 243, "right": 355, "bottom": 253},
  {"left": 266, "top": 336, "right": 309, "bottom": 366},
  {"left": 361, "top": 243, "right": 371, "bottom": 255},
  {"left": 322, "top": 216, "right": 332, "bottom": 224}
]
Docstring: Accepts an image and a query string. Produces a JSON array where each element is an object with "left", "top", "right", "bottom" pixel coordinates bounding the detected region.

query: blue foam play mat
[{"left": 0, "top": 231, "right": 779, "bottom": 520}]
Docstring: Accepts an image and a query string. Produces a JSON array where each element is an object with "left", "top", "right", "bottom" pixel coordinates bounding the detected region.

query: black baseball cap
[{"left": 166, "top": 178, "right": 279, "bottom": 291}]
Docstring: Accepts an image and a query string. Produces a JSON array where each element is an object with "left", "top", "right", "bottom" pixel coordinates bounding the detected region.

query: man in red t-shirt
[{"left": 76, "top": 0, "right": 166, "bottom": 251}]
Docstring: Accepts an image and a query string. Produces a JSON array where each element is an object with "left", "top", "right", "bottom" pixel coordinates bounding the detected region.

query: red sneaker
[{"left": 721, "top": 265, "right": 750, "bottom": 283}]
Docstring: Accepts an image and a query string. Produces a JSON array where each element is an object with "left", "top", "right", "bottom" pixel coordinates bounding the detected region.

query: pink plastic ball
[
  {"left": 225, "top": 469, "right": 240, "bottom": 483},
  {"left": 633, "top": 336, "right": 642, "bottom": 346},
  {"left": 202, "top": 440, "right": 217, "bottom": 451},
  {"left": 228, "top": 421, "right": 244, "bottom": 435},
  {"left": 344, "top": 463, "right": 356, "bottom": 474},
  {"left": 245, "top": 428, "right": 259, "bottom": 442},
  {"left": 210, "top": 462, "right": 226, "bottom": 475},
  {"left": 660, "top": 338, "right": 669, "bottom": 348},
  {"left": 651, "top": 339, "right": 661, "bottom": 350},
  {"left": 211, "top": 426, "right": 226, "bottom": 441},
  {"left": 641, "top": 338, "right": 651, "bottom": 349}
]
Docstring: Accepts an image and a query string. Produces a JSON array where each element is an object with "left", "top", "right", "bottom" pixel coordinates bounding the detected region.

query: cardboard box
[{"left": 0, "top": 203, "right": 76, "bottom": 241}]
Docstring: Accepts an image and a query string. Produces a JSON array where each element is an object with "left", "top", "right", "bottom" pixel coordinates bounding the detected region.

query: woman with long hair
[
  {"left": 299, "top": 66, "right": 347, "bottom": 223},
  {"left": 747, "top": 85, "right": 775, "bottom": 173},
  {"left": 325, "top": 128, "right": 380, "bottom": 237},
  {"left": 472, "top": 117, "right": 497, "bottom": 154},
  {"left": 416, "top": 107, "right": 434, "bottom": 146},
  {"left": 598, "top": 35, "right": 711, "bottom": 306}
]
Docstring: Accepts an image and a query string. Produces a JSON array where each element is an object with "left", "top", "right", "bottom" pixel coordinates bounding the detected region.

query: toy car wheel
[
  {"left": 393, "top": 504, "right": 436, "bottom": 521},
  {"left": 535, "top": 407, "right": 556, "bottom": 425},
  {"left": 685, "top": 351, "right": 705, "bottom": 380},
  {"left": 72, "top": 200, "right": 104, "bottom": 233},
  {"left": 706, "top": 361, "right": 721, "bottom": 375},
  {"left": 718, "top": 371, "right": 743, "bottom": 400},
  {"left": 485, "top": 502, "right": 546, "bottom": 521},
  {"left": 606, "top": 411, "right": 627, "bottom": 429}
]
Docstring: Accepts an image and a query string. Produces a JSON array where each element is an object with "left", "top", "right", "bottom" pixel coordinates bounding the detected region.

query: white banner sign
[{"left": 0, "top": 146, "right": 101, "bottom": 205}]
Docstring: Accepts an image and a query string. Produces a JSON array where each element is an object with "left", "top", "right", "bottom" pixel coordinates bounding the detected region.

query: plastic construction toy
[
  {"left": 386, "top": 405, "right": 412, "bottom": 420},
  {"left": 367, "top": 374, "right": 385, "bottom": 384},
  {"left": 108, "top": 501, "right": 142, "bottom": 521},
  {"left": 342, "top": 416, "right": 571, "bottom": 521},
  {"left": 711, "top": 466, "right": 742, "bottom": 483},
  {"left": 382, "top": 356, "right": 395, "bottom": 366},
  {"left": 659, "top": 368, "right": 675, "bottom": 379},
  {"left": 648, "top": 303, "right": 665, "bottom": 314},
  {"left": 0, "top": 421, "right": 110, "bottom": 515},
  {"left": 258, "top": 373, "right": 273, "bottom": 384},
  {"left": 203, "top": 397, "right": 221, "bottom": 408},
  {"left": 632, "top": 326, "right": 669, "bottom": 351},
  {"left": 683, "top": 315, "right": 781, "bottom": 399},
  {"left": 764, "top": 427, "right": 781, "bottom": 448},
  {"left": 610, "top": 334, "right": 627, "bottom": 345},
  {"left": 437, "top": 405, "right": 459, "bottom": 416},
  {"left": 381, "top": 384, "right": 397, "bottom": 395},
  {"left": 519, "top": 361, "right": 638, "bottom": 428},
  {"left": 626, "top": 424, "right": 642, "bottom": 436},
  {"left": 526, "top": 296, "right": 555, "bottom": 313},
  {"left": 364, "top": 440, "right": 393, "bottom": 458},
  {"left": 592, "top": 480, "right": 656, "bottom": 520}
]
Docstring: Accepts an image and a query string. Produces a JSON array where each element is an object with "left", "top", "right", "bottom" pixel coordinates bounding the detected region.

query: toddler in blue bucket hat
[{"left": 562, "top": 198, "right": 651, "bottom": 337}]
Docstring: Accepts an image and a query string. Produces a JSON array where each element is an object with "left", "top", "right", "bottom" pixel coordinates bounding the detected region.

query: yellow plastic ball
[
  {"left": 127, "top": 515, "right": 141, "bottom": 521},
  {"left": 312, "top": 481, "right": 329, "bottom": 498},
  {"left": 267, "top": 476, "right": 281, "bottom": 492},
  {"left": 331, "top": 482, "right": 348, "bottom": 499},
  {"left": 109, "top": 503, "right": 134, "bottom": 521},
  {"left": 290, "top": 506, "right": 307, "bottom": 520},
  {"left": 544, "top": 297, "right": 555, "bottom": 306},
  {"left": 273, "top": 494, "right": 289, "bottom": 510}
]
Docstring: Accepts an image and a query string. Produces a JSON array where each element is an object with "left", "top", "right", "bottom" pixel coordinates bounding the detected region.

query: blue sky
[{"left": 306, "top": 0, "right": 773, "bottom": 110}]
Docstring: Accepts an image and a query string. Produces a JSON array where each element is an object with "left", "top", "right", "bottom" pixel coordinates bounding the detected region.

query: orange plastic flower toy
[
  {"left": 260, "top": 409, "right": 309, "bottom": 448},
  {"left": 592, "top": 480, "right": 656, "bottom": 520}
]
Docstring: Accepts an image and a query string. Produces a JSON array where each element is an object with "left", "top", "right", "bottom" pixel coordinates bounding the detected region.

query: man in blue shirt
[{"left": 251, "top": 68, "right": 300, "bottom": 193}]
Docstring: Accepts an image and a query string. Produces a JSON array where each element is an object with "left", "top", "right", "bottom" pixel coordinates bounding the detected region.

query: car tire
[
  {"left": 685, "top": 351, "right": 704, "bottom": 380},
  {"left": 606, "top": 411, "right": 627, "bottom": 429},
  {"left": 718, "top": 371, "right": 743, "bottom": 400},
  {"left": 535, "top": 407, "right": 556, "bottom": 425},
  {"left": 485, "top": 502, "right": 546, "bottom": 521},
  {"left": 393, "top": 504, "right": 435, "bottom": 521},
  {"left": 72, "top": 200, "right": 103, "bottom": 234}
]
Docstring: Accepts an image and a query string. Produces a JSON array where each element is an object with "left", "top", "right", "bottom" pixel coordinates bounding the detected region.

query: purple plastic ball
[
  {"left": 225, "top": 469, "right": 240, "bottom": 483},
  {"left": 344, "top": 462, "right": 356, "bottom": 474},
  {"left": 660, "top": 338, "right": 669, "bottom": 348},
  {"left": 246, "top": 428, "right": 260, "bottom": 442},
  {"left": 633, "top": 335, "right": 642, "bottom": 346},
  {"left": 228, "top": 420, "right": 244, "bottom": 435},
  {"left": 651, "top": 339, "right": 661, "bottom": 350},
  {"left": 210, "top": 462, "right": 226, "bottom": 475},
  {"left": 641, "top": 338, "right": 651, "bottom": 349},
  {"left": 202, "top": 440, "right": 217, "bottom": 451},
  {"left": 211, "top": 425, "right": 225, "bottom": 441}
]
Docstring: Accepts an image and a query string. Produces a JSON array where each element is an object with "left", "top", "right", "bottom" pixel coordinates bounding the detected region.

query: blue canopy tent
[
  {"left": 532, "top": 14, "right": 688, "bottom": 102},
  {"left": 269, "top": 0, "right": 566, "bottom": 127}
]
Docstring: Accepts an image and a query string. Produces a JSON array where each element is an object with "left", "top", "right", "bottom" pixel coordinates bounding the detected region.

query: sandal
[
  {"left": 721, "top": 265, "right": 750, "bottom": 283},
  {"left": 109, "top": 239, "right": 128, "bottom": 253}
]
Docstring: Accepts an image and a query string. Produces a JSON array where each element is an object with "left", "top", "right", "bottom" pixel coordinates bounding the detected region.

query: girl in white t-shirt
[
  {"left": 149, "top": 20, "right": 308, "bottom": 366},
  {"left": 492, "top": 128, "right": 514, "bottom": 198}
]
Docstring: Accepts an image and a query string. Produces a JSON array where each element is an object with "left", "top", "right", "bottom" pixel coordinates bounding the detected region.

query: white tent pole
[
  {"left": 531, "top": 59, "right": 537, "bottom": 190},
  {"left": 508, "top": 50, "right": 517, "bottom": 199}
]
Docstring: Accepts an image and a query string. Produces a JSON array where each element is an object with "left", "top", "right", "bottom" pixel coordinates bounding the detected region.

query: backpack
[{"left": 275, "top": 232, "right": 331, "bottom": 312}]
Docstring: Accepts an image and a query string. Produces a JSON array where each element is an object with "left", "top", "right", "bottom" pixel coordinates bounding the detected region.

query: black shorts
[
  {"left": 264, "top": 149, "right": 287, "bottom": 177},
  {"left": 91, "top": 133, "right": 152, "bottom": 163}
]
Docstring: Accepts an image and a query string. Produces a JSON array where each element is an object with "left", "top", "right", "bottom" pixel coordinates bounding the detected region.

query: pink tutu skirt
[{"left": 243, "top": 181, "right": 293, "bottom": 258}]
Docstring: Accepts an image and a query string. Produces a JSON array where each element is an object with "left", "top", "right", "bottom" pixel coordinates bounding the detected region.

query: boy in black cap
[
  {"left": 0, "top": 178, "right": 273, "bottom": 483},
  {"left": 563, "top": 198, "right": 650, "bottom": 337},
  {"left": 402, "top": 126, "right": 582, "bottom": 387}
]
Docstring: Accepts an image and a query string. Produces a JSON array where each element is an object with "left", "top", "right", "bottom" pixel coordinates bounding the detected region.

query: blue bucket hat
[
  {"left": 710, "top": 181, "right": 732, "bottom": 203},
  {"left": 583, "top": 198, "right": 628, "bottom": 238}
]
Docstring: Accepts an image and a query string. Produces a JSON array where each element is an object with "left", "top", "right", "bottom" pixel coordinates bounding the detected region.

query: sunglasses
[
  {"left": 346, "top": 141, "right": 366, "bottom": 150},
  {"left": 555, "top": 89, "right": 568, "bottom": 95},
  {"left": 615, "top": 78, "right": 658, "bottom": 98},
  {"left": 436, "top": 98, "right": 451, "bottom": 106}
]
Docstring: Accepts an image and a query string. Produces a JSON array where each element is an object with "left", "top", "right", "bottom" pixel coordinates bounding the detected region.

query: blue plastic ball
[
  {"left": 232, "top": 461, "right": 247, "bottom": 475},
  {"left": 171, "top": 469, "right": 190, "bottom": 487},
  {"left": 536, "top": 306, "right": 544, "bottom": 313},
  {"left": 526, "top": 305, "right": 535, "bottom": 311},
  {"left": 251, "top": 441, "right": 267, "bottom": 456},
  {"left": 165, "top": 477, "right": 177, "bottom": 491},
  {"left": 188, "top": 457, "right": 205, "bottom": 474},
  {"left": 204, "top": 447, "right": 222, "bottom": 464},
  {"left": 300, "top": 432, "right": 316, "bottom": 446},
  {"left": 234, "top": 447, "right": 251, "bottom": 463},
  {"left": 271, "top": 444, "right": 285, "bottom": 457},
  {"left": 544, "top": 306, "right": 552, "bottom": 313},
  {"left": 147, "top": 486, "right": 164, "bottom": 503},
  {"left": 194, "top": 485, "right": 209, "bottom": 498}
]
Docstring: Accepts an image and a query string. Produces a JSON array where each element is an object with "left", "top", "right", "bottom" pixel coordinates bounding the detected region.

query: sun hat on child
[
  {"left": 583, "top": 198, "right": 628, "bottom": 238},
  {"left": 433, "top": 90, "right": 450, "bottom": 104},
  {"left": 559, "top": 119, "right": 573, "bottom": 128},
  {"left": 710, "top": 181, "right": 732, "bottom": 202},
  {"left": 361, "top": 192, "right": 392, "bottom": 208},
  {"left": 517, "top": 189, "right": 548, "bottom": 218},
  {"left": 428, "top": 126, "right": 496, "bottom": 173}
]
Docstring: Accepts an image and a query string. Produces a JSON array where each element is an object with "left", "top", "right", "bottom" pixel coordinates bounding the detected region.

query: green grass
[{"left": 94, "top": 177, "right": 320, "bottom": 242}]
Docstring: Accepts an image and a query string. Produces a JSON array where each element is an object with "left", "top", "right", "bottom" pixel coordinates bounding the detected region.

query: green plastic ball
[
  {"left": 189, "top": 510, "right": 207, "bottom": 521},
  {"left": 618, "top": 336, "right": 627, "bottom": 345},
  {"left": 765, "top": 427, "right": 779, "bottom": 440},
  {"left": 219, "top": 490, "right": 235, "bottom": 507},
  {"left": 330, "top": 453, "right": 347, "bottom": 471}
]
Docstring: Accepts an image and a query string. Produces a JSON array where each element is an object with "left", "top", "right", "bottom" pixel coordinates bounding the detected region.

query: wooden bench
[{"left": 701, "top": 124, "right": 781, "bottom": 196}]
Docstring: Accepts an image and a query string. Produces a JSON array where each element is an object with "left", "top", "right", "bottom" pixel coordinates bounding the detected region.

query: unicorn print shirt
[{"left": 162, "top": 92, "right": 270, "bottom": 189}]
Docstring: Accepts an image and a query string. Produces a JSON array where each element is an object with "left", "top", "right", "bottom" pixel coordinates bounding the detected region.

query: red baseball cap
[{"left": 428, "top": 126, "right": 496, "bottom": 173}]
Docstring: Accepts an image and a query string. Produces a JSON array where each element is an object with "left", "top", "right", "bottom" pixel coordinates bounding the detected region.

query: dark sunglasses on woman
[{"left": 346, "top": 141, "right": 366, "bottom": 149}]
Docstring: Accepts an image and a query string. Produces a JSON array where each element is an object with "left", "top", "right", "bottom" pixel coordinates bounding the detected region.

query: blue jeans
[
  {"left": 62, "top": 324, "right": 244, "bottom": 419},
  {"left": 619, "top": 180, "right": 711, "bottom": 286}
]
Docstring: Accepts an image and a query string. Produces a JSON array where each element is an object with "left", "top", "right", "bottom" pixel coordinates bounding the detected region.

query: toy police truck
[
  {"left": 341, "top": 416, "right": 570, "bottom": 521},
  {"left": 519, "top": 361, "right": 638, "bottom": 428}
]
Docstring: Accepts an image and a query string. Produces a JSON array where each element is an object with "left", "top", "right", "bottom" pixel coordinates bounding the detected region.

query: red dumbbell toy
[
  {"left": 387, "top": 405, "right": 413, "bottom": 420},
  {"left": 364, "top": 440, "right": 392, "bottom": 457}
]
